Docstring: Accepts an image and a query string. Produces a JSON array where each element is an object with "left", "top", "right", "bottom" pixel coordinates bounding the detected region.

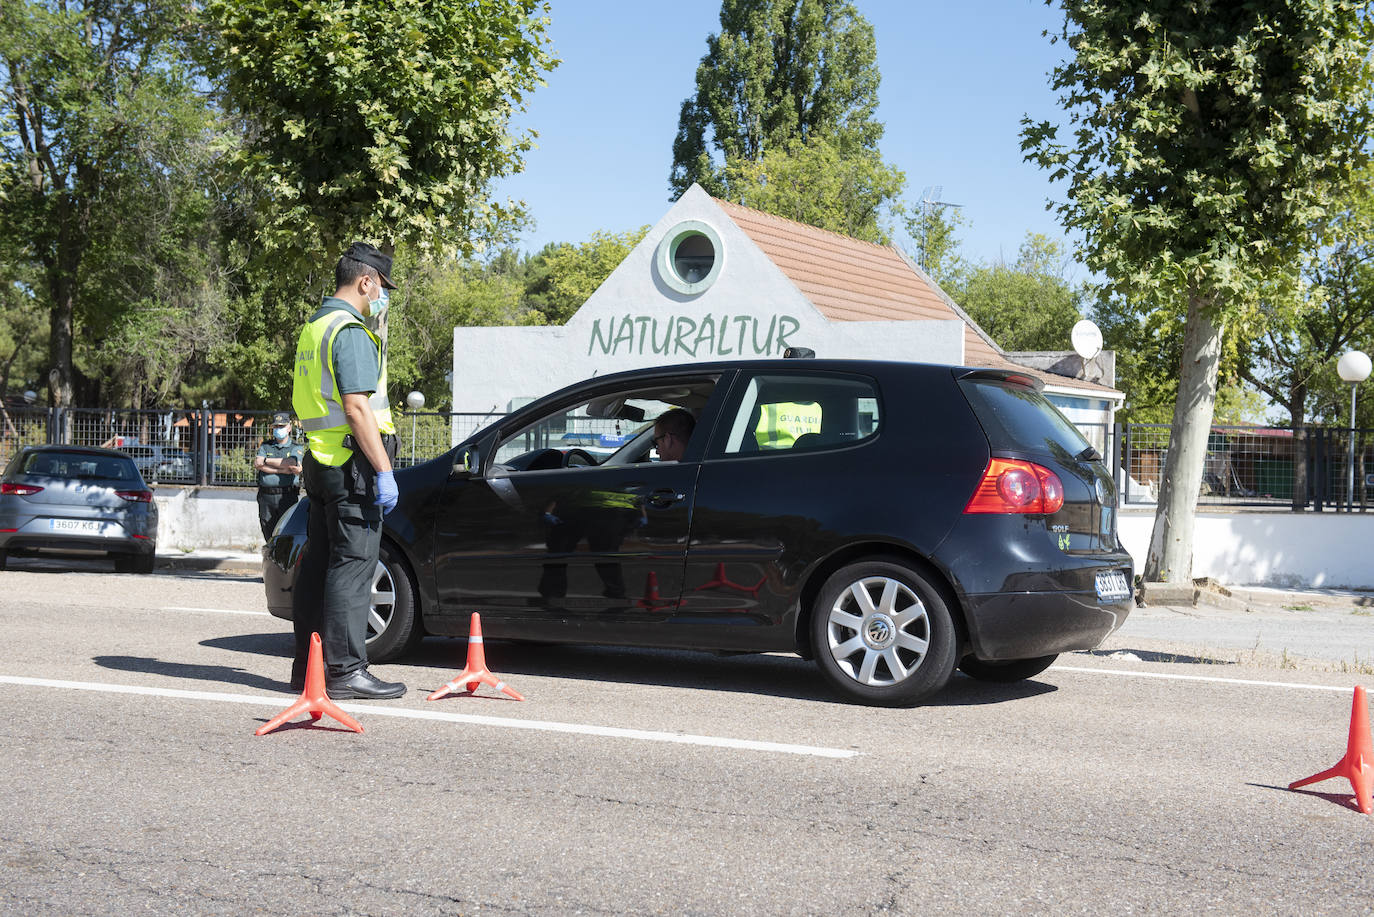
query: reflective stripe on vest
[
  {"left": 293, "top": 309, "right": 394, "bottom": 466},
  {"left": 754, "top": 401, "right": 823, "bottom": 449}
]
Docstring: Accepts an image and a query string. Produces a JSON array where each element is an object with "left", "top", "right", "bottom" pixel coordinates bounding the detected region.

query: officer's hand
[{"left": 375, "top": 470, "right": 399, "bottom": 515}]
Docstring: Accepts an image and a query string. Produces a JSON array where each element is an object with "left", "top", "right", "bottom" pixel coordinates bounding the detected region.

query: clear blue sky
[{"left": 494, "top": 0, "right": 1077, "bottom": 269}]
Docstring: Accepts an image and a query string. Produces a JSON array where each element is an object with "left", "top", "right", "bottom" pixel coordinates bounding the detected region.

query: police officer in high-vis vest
[{"left": 289, "top": 241, "right": 405, "bottom": 700}]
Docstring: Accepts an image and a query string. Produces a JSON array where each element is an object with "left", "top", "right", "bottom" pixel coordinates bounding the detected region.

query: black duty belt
[{"left": 258, "top": 486, "right": 299, "bottom": 495}]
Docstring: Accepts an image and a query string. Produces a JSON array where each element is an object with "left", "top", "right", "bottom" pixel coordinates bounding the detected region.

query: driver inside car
[{"left": 652, "top": 408, "right": 695, "bottom": 462}]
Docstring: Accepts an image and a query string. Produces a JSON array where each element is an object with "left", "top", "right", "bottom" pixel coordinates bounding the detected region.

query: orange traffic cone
[
  {"left": 1289, "top": 685, "right": 1373, "bottom": 814},
  {"left": 256, "top": 632, "right": 364, "bottom": 735},
  {"left": 426, "top": 613, "right": 525, "bottom": 702}
]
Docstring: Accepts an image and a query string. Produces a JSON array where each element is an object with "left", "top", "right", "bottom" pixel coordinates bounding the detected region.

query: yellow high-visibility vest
[
  {"left": 292, "top": 310, "right": 394, "bottom": 466},
  {"left": 754, "top": 401, "right": 822, "bottom": 449}
]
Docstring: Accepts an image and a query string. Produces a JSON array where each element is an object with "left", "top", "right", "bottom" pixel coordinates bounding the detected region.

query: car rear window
[
  {"left": 958, "top": 377, "right": 1092, "bottom": 459},
  {"left": 22, "top": 451, "right": 139, "bottom": 481}
]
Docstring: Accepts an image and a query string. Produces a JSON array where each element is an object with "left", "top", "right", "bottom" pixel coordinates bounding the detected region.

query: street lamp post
[
  {"left": 1337, "top": 351, "right": 1371, "bottom": 512},
  {"left": 405, "top": 391, "right": 425, "bottom": 466}
]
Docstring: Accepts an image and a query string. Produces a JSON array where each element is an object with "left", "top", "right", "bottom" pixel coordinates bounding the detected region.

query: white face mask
[
  {"left": 273, "top": 426, "right": 291, "bottom": 442},
  {"left": 367, "top": 283, "right": 390, "bottom": 318}
]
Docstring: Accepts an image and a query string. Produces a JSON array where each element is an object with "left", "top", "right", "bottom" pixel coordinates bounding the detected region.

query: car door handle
[{"left": 648, "top": 489, "right": 686, "bottom": 508}]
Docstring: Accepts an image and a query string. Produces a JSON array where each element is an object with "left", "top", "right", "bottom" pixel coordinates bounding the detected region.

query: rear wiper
[{"left": 1075, "top": 445, "right": 1101, "bottom": 462}]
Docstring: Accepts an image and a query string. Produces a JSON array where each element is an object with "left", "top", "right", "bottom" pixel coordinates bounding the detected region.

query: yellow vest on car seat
[
  {"left": 754, "top": 401, "right": 823, "bottom": 449},
  {"left": 292, "top": 310, "right": 395, "bottom": 466}
]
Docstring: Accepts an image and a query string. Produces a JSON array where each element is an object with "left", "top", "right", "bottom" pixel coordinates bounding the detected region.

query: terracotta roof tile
[{"left": 714, "top": 196, "right": 1119, "bottom": 397}]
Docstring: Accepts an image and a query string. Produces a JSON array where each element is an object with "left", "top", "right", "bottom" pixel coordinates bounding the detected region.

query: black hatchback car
[{"left": 265, "top": 359, "right": 1133, "bottom": 706}]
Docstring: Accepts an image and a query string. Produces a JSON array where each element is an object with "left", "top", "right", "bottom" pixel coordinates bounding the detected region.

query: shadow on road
[
  {"left": 2, "top": 554, "right": 262, "bottom": 583},
  {"left": 93, "top": 654, "right": 292, "bottom": 693},
  {"left": 1082, "top": 647, "right": 1236, "bottom": 666},
  {"left": 1248, "top": 781, "right": 1366, "bottom": 814},
  {"left": 196, "top": 632, "right": 1060, "bottom": 707}
]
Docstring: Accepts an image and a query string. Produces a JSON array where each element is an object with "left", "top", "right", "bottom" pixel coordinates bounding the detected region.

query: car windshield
[{"left": 22, "top": 451, "right": 138, "bottom": 481}]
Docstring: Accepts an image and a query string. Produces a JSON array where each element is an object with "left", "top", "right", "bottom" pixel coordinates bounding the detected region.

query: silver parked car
[
  {"left": 122, "top": 444, "right": 194, "bottom": 481},
  {"left": 0, "top": 445, "right": 159, "bottom": 573}
]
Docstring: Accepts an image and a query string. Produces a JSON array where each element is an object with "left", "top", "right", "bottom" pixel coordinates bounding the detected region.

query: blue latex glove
[{"left": 375, "top": 470, "right": 399, "bottom": 515}]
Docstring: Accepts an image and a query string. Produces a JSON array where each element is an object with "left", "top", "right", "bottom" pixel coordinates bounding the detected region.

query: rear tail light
[
  {"left": 964, "top": 458, "right": 1065, "bottom": 514},
  {"left": 116, "top": 489, "right": 154, "bottom": 503},
  {"left": 1, "top": 483, "right": 43, "bottom": 496}
]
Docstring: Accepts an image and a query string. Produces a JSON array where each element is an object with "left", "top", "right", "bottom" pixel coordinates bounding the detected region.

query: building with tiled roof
[{"left": 453, "top": 184, "right": 1121, "bottom": 444}]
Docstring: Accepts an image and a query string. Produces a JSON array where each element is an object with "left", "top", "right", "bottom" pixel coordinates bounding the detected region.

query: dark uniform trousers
[
  {"left": 291, "top": 452, "right": 383, "bottom": 679},
  {"left": 257, "top": 488, "right": 299, "bottom": 540}
]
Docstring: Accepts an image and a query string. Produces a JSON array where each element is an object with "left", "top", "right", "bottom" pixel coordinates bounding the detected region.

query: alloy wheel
[{"left": 824, "top": 575, "right": 931, "bottom": 687}]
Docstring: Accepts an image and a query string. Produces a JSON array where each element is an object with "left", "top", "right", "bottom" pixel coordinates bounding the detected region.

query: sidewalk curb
[{"left": 156, "top": 551, "right": 263, "bottom": 574}]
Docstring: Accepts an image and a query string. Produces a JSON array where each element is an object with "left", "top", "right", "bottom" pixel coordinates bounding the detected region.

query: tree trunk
[
  {"left": 1289, "top": 382, "right": 1308, "bottom": 512},
  {"left": 48, "top": 272, "right": 75, "bottom": 411},
  {"left": 1144, "top": 294, "right": 1225, "bottom": 583}
]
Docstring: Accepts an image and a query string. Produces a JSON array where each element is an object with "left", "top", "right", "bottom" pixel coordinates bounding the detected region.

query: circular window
[{"left": 656, "top": 220, "right": 724, "bottom": 295}]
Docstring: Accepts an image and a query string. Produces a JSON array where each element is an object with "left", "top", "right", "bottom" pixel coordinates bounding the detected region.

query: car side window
[
  {"left": 492, "top": 377, "right": 719, "bottom": 471},
  {"left": 720, "top": 374, "right": 881, "bottom": 456}
]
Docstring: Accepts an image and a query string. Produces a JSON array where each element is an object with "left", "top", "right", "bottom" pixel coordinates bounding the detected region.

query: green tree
[
  {"left": 201, "top": 0, "right": 556, "bottom": 408},
  {"left": 1021, "top": 1, "right": 1374, "bottom": 583},
  {"left": 944, "top": 234, "right": 1083, "bottom": 352},
  {"left": 723, "top": 136, "right": 903, "bottom": 244},
  {"left": 670, "top": 0, "right": 883, "bottom": 197},
  {"left": 904, "top": 201, "right": 965, "bottom": 284},
  {"left": 0, "top": 0, "right": 228, "bottom": 411},
  {"left": 388, "top": 253, "right": 541, "bottom": 408},
  {"left": 526, "top": 228, "right": 649, "bottom": 325},
  {"left": 384, "top": 228, "right": 647, "bottom": 406},
  {"left": 204, "top": 0, "right": 557, "bottom": 275},
  {"left": 1235, "top": 181, "right": 1374, "bottom": 506},
  {"left": 1088, "top": 290, "right": 1257, "bottom": 425}
]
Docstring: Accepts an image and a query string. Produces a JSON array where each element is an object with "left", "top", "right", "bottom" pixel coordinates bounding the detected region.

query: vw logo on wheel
[{"left": 864, "top": 615, "right": 896, "bottom": 650}]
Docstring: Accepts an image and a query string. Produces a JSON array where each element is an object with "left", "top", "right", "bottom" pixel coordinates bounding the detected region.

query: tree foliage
[
  {"left": 904, "top": 202, "right": 965, "bottom": 284},
  {"left": 670, "top": 0, "right": 883, "bottom": 197},
  {"left": 1239, "top": 177, "right": 1374, "bottom": 430},
  {"left": 383, "top": 228, "right": 647, "bottom": 408},
  {"left": 722, "top": 136, "right": 903, "bottom": 244},
  {"left": 525, "top": 227, "right": 650, "bottom": 324},
  {"left": 203, "top": 0, "right": 558, "bottom": 278},
  {"left": 0, "top": 0, "right": 229, "bottom": 409},
  {"left": 1022, "top": 1, "right": 1374, "bottom": 581},
  {"left": 943, "top": 234, "right": 1084, "bottom": 353}
]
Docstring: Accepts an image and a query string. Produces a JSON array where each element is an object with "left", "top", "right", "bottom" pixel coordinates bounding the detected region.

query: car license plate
[
  {"left": 1095, "top": 570, "right": 1131, "bottom": 602},
  {"left": 50, "top": 519, "right": 104, "bottom": 534}
]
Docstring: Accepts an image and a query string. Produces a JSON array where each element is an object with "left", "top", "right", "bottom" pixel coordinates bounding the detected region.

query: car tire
[
  {"left": 0, "top": 550, "right": 7, "bottom": 571},
  {"left": 958, "top": 654, "right": 1058, "bottom": 683},
  {"left": 365, "top": 541, "right": 423, "bottom": 662},
  {"left": 810, "top": 560, "right": 958, "bottom": 707}
]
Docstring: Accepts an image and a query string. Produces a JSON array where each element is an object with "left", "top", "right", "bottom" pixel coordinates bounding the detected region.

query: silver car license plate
[
  {"left": 1095, "top": 570, "right": 1131, "bottom": 602},
  {"left": 50, "top": 519, "right": 103, "bottom": 534}
]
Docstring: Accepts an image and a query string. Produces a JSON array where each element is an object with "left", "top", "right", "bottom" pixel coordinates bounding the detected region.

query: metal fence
[
  {"left": 0, "top": 406, "right": 505, "bottom": 488},
  {"left": 1121, "top": 423, "right": 1372, "bottom": 511}
]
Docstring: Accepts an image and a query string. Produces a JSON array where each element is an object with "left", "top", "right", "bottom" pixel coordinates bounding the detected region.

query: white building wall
[
  {"left": 452, "top": 186, "right": 965, "bottom": 413},
  {"left": 1118, "top": 510, "right": 1374, "bottom": 589}
]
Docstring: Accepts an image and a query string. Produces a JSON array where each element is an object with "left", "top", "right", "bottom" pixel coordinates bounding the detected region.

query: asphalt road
[{"left": 2, "top": 558, "right": 1373, "bottom": 916}]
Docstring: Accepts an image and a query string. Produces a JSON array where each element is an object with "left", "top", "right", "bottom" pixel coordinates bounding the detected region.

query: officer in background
[
  {"left": 289, "top": 241, "right": 404, "bottom": 700},
  {"left": 253, "top": 412, "right": 303, "bottom": 540}
]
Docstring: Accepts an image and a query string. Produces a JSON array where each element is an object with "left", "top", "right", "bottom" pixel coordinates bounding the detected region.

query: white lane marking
[
  {"left": 0, "top": 675, "right": 858, "bottom": 758},
  {"left": 1053, "top": 665, "right": 1353, "bottom": 693},
  {"left": 161, "top": 606, "right": 270, "bottom": 617}
]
